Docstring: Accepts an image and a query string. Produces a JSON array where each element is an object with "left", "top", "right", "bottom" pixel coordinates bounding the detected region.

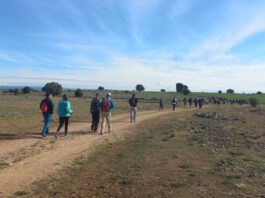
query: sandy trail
[{"left": 0, "top": 108, "right": 194, "bottom": 196}]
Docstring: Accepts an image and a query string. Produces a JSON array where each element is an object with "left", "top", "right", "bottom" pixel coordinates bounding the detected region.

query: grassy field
[{"left": 23, "top": 106, "right": 265, "bottom": 197}]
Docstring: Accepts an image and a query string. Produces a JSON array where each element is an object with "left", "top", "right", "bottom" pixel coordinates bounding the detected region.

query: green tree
[
  {"left": 21, "top": 86, "right": 32, "bottom": 94},
  {"left": 257, "top": 91, "right": 262, "bottom": 95},
  {"left": 161, "top": 89, "right": 166, "bottom": 93},
  {"left": 136, "top": 84, "right": 145, "bottom": 92},
  {"left": 8, "top": 89, "right": 14, "bottom": 94},
  {"left": 75, "top": 88, "right": 83, "bottom": 97},
  {"left": 42, "top": 82, "right": 62, "bottom": 96},
  {"left": 176, "top": 83, "right": 184, "bottom": 93},
  {"left": 226, "top": 89, "right": 235, "bottom": 94},
  {"left": 98, "top": 86, "right": 104, "bottom": 91},
  {"left": 182, "top": 88, "right": 191, "bottom": 96},
  {"left": 218, "top": 90, "right": 222, "bottom": 94},
  {"left": 249, "top": 97, "right": 258, "bottom": 107}
]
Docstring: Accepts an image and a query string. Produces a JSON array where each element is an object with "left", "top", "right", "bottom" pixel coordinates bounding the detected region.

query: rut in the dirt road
[{"left": 0, "top": 109, "right": 194, "bottom": 196}]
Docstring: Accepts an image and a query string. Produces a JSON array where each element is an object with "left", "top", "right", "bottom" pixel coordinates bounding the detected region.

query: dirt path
[{"left": 0, "top": 108, "right": 194, "bottom": 196}]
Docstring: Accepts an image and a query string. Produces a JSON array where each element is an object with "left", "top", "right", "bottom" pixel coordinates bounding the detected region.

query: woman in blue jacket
[{"left": 55, "top": 94, "right": 73, "bottom": 137}]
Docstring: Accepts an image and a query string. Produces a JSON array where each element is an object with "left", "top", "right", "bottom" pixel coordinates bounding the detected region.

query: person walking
[
  {"left": 183, "top": 97, "right": 187, "bottom": 107},
  {"left": 129, "top": 93, "right": 138, "bottom": 123},
  {"left": 188, "top": 98, "right": 192, "bottom": 108},
  {"left": 159, "top": 97, "right": 164, "bottom": 111},
  {"left": 40, "top": 93, "right": 54, "bottom": 137},
  {"left": 198, "top": 98, "right": 203, "bottom": 109},
  {"left": 90, "top": 93, "right": 101, "bottom": 133},
  {"left": 171, "top": 97, "right": 177, "bottom": 111},
  {"left": 55, "top": 94, "right": 73, "bottom": 138},
  {"left": 194, "top": 98, "right": 198, "bottom": 108},
  {"left": 100, "top": 93, "right": 115, "bottom": 135}
]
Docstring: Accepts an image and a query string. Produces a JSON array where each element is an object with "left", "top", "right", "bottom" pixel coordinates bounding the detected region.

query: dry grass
[{"left": 26, "top": 106, "right": 265, "bottom": 197}]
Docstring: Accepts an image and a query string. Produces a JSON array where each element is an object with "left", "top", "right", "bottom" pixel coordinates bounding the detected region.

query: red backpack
[
  {"left": 41, "top": 101, "right": 48, "bottom": 113},
  {"left": 101, "top": 99, "right": 110, "bottom": 112}
]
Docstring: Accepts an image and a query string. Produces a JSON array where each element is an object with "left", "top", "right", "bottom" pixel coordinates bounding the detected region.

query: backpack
[
  {"left": 101, "top": 99, "right": 110, "bottom": 112},
  {"left": 41, "top": 101, "right": 48, "bottom": 113}
]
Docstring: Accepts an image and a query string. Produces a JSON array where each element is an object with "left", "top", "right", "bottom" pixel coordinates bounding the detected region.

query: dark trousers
[
  {"left": 172, "top": 104, "right": 176, "bottom": 111},
  {"left": 91, "top": 111, "right": 100, "bottom": 132},
  {"left": 56, "top": 117, "right": 69, "bottom": 135}
]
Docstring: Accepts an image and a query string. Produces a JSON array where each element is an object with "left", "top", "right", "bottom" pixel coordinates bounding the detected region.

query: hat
[{"left": 107, "top": 92, "right": 111, "bottom": 96}]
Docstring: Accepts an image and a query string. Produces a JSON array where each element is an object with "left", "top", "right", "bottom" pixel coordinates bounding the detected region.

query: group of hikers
[
  {"left": 159, "top": 97, "right": 206, "bottom": 111},
  {"left": 39, "top": 92, "right": 247, "bottom": 137},
  {"left": 40, "top": 92, "right": 115, "bottom": 137}
]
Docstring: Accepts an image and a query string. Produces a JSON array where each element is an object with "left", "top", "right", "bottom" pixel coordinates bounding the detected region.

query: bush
[
  {"left": 218, "top": 90, "right": 222, "bottom": 94},
  {"left": 161, "top": 89, "right": 166, "bottom": 92},
  {"left": 75, "top": 88, "right": 83, "bottom": 97},
  {"left": 249, "top": 97, "right": 258, "bottom": 107},
  {"left": 13, "top": 88, "right": 20, "bottom": 95},
  {"left": 42, "top": 82, "right": 62, "bottom": 96},
  {"left": 8, "top": 89, "right": 14, "bottom": 93},
  {"left": 21, "top": 86, "right": 32, "bottom": 94},
  {"left": 257, "top": 91, "right": 262, "bottom": 95}
]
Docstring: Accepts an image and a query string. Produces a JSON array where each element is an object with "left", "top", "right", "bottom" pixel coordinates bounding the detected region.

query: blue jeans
[{"left": 42, "top": 113, "right": 52, "bottom": 135}]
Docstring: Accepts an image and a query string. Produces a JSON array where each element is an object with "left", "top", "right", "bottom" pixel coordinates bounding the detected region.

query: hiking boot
[{"left": 41, "top": 132, "right": 46, "bottom": 137}]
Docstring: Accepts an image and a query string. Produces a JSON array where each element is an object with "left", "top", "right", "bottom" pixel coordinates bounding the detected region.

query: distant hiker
[
  {"left": 171, "top": 97, "right": 177, "bottom": 111},
  {"left": 194, "top": 98, "right": 198, "bottom": 108},
  {"left": 40, "top": 93, "right": 54, "bottom": 137},
  {"left": 159, "top": 97, "right": 164, "bottom": 111},
  {"left": 198, "top": 98, "right": 203, "bottom": 109},
  {"left": 55, "top": 94, "right": 73, "bottom": 138},
  {"left": 100, "top": 93, "right": 115, "bottom": 135},
  {"left": 188, "top": 98, "right": 192, "bottom": 108},
  {"left": 129, "top": 93, "right": 138, "bottom": 123},
  {"left": 183, "top": 97, "right": 187, "bottom": 106},
  {"left": 90, "top": 93, "right": 101, "bottom": 133}
]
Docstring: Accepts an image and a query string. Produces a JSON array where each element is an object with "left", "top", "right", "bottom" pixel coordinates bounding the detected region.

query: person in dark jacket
[
  {"left": 40, "top": 93, "right": 54, "bottom": 137},
  {"left": 183, "top": 97, "right": 187, "bottom": 107},
  {"left": 194, "top": 98, "right": 198, "bottom": 108},
  {"left": 188, "top": 98, "right": 192, "bottom": 108},
  {"left": 129, "top": 93, "right": 138, "bottom": 123},
  {"left": 90, "top": 93, "right": 101, "bottom": 133},
  {"left": 171, "top": 97, "right": 177, "bottom": 111}
]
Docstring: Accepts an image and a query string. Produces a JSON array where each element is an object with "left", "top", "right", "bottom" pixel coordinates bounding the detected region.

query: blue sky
[{"left": 1, "top": 0, "right": 265, "bottom": 92}]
